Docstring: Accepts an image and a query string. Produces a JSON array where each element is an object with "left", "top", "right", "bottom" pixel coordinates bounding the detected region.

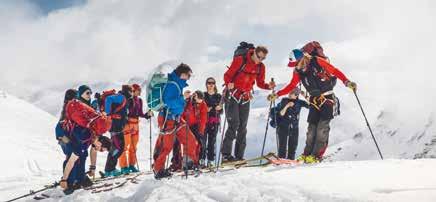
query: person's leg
[
  {"left": 235, "top": 101, "right": 250, "bottom": 159},
  {"left": 303, "top": 123, "right": 317, "bottom": 156},
  {"left": 170, "top": 139, "right": 181, "bottom": 170},
  {"left": 176, "top": 122, "right": 199, "bottom": 166},
  {"left": 287, "top": 126, "right": 299, "bottom": 160},
  {"left": 153, "top": 134, "right": 175, "bottom": 173},
  {"left": 312, "top": 119, "right": 331, "bottom": 159},
  {"left": 277, "top": 124, "right": 289, "bottom": 158},
  {"left": 129, "top": 133, "right": 139, "bottom": 168},
  {"left": 105, "top": 132, "right": 125, "bottom": 173},
  {"left": 222, "top": 99, "right": 239, "bottom": 157},
  {"left": 206, "top": 124, "right": 218, "bottom": 162},
  {"left": 119, "top": 125, "right": 131, "bottom": 170}
]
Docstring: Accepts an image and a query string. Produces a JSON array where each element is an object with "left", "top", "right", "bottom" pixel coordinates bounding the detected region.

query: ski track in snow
[{"left": 13, "top": 159, "right": 436, "bottom": 202}]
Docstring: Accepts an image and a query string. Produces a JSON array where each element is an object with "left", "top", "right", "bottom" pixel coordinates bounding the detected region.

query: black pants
[
  {"left": 191, "top": 124, "right": 206, "bottom": 161},
  {"left": 277, "top": 124, "right": 299, "bottom": 160},
  {"left": 222, "top": 98, "right": 250, "bottom": 159},
  {"left": 105, "top": 132, "right": 125, "bottom": 172},
  {"left": 205, "top": 123, "right": 219, "bottom": 161}
]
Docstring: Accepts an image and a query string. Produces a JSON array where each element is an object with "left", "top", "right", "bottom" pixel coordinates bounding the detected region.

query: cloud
[{"left": 0, "top": 0, "right": 435, "bottom": 123}]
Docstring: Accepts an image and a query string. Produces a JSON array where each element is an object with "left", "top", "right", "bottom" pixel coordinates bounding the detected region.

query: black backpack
[{"left": 230, "top": 41, "right": 261, "bottom": 83}]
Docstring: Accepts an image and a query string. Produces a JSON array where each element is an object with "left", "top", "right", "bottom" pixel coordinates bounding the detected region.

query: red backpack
[{"left": 64, "top": 99, "right": 112, "bottom": 136}]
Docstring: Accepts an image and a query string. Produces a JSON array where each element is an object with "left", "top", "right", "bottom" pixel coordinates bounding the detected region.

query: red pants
[
  {"left": 153, "top": 115, "right": 199, "bottom": 172},
  {"left": 119, "top": 118, "right": 140, "bottom": 168}
]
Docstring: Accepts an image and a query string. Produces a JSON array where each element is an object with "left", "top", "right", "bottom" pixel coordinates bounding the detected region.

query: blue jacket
[
  {"left": 91, "top": 100, "right": 99, "bottom": 111},
  {"left": 276, "top": 98, "right": 309, "bottom": 128},
  {"left": 161, "top": 71, "right": 188, "bottom": 119}
]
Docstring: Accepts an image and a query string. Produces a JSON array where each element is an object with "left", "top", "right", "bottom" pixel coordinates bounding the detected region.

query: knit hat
[
  {"left": 77, "top": 85, "right": 91, "bottom": 97},
  {"left": 292, "top": 49, "right": 304, "bottom": 61},
  {"left": 132, "top": 84, "right": 141, "bottom": 91}
]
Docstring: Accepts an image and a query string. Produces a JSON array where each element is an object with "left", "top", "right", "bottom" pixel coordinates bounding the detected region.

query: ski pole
[
  {"left": 6, "top": 181, "right": 59, "bottom": 202},
  {"left": 260, "top": 78, "right": 275, "bottom": 165},
  {"left": 216, "top": 88, "right": 228, "bottom": 172},
  {"left": 149, "top": 117, "right": 153, "bottom": 171},
  {"left": 353, "top": 90, "right": 384, "bottom": 160}
]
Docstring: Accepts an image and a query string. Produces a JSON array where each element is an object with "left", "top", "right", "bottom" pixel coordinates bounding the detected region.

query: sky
[{"left": 0, "top": 0, "right": 435, "bottom": 124}]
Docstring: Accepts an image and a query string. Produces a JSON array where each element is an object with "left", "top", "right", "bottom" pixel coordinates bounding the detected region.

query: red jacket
[
  {"left": 182, "top": 99, "right": 208, "bottom": 135},
  {"left": 224, "top": 50, "right": 271, "bottom": 94},
  {"left": 277, "top": 57, "right": 350, "bottom": 96}
]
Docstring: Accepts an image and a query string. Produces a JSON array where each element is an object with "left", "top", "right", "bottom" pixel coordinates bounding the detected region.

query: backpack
[
  {"left": 230, "top": 41, "right": 261, "bottom": 82},
  {"left": 99, "top": 89, "right": 127, "bottom": 114},
  {"left": 146, "top": 72, "right": 182, "bottom": 112},
  {"left": 64, "top": 99, "right": 112, "bottom": 136},
  {"left": 269, "top": 103, "right": 281, "bottom": 128}
]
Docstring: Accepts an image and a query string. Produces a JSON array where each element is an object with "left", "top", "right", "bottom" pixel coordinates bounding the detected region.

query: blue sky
[{"left": 30, "top": 0, "right": 86, "bottom": 14}]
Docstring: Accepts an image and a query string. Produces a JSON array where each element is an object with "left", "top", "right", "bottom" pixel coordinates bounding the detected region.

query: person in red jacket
[
  {"left": 170, "top": 91, "right": 208, "bottom": 169},
  {"left": 222, "top": 46, "right": 276, "bottom": 161},
  {"left": 269, "top": 49, "right": 357, "bottom": 163}
]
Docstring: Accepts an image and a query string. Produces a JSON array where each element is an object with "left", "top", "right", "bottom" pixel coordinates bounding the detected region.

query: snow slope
[
  {"left": 29, "top": 159, "right": 436, "bottom": 202},
  {"left": 0, "top": 91, "right": 63, "bottom": 199}
]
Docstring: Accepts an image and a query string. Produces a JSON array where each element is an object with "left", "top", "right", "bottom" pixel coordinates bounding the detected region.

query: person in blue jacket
[
  {"left": 275, "top": 87, "right": 309, "bottom": 160},
  {"left": 153, "top": 63, "right": 200, "bottom": 180},
  {"left": 102, "top": 85, "right": 132, "bottom": 177}
]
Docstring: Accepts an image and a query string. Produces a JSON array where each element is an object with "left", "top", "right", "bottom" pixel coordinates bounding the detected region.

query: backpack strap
[
  {"left": 165, "top": 81, "right": 182, "bottom": 96},
  {"left": 113, "top": 95, "right": 127, "bottom": 114}
]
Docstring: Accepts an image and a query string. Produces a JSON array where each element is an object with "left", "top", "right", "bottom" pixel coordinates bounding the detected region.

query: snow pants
[
  {"left": 277, "top": 124, "right": 299, "bottom": 160},
  {"left": 303, "top": 119, "right": 331, "bottom": 158},
  {"left": 119, "top": 118, "right": 140, "bottom": 168},
  {"left": 153, "top": 115, "right": 199, "bottom": 173},
  {"left": 105, "top": 119, "right": 126, "bottom": 172},
  {"left": 222, "top": 98, "right": 250, "bottom": 159},
  {"left": 205, "top": 123, "right": 219, "bottom": 162}
]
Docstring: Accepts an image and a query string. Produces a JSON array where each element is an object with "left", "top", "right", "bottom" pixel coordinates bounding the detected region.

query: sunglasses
[
  {"left": 256, "top": 53, "right": 266, "bottom": 61},
  {"left": 85, "top": 91, "right": 92, "bottom": 95},
  {"left": 207, "top": 81, "right": 216, "bottom": 85}
]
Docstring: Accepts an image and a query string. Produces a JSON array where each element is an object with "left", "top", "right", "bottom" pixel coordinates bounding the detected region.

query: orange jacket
[{"left": 182, "top": 99, "right": 208, "bottom": 135}]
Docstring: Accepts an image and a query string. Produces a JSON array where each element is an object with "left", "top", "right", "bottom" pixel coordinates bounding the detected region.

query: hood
[{"left": 168, "top": 70, "right": 188, "bottom": 89}]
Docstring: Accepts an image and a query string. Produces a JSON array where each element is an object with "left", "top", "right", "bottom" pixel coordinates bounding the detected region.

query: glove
[
  {"left": 267, "top": 93, "right": 278, "bottom": 102},
  {"left": 346, "top": 81, "right": 357, "bottom": 92}
]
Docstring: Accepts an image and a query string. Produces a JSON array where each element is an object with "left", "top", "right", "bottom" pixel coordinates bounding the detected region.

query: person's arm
[
  {"left": 277, "top": 71, "right": 301, "bottom": 96},
  {"left": 104, "top": 95, "right": 124, "bottom": 114},
  {"left": 298, "top": 99, "right": 310, "bottom": 108},
  {"left": 316, "top": 57, "right": 350, "bottom": 84},
  {"left": 138, "top": 99, "right": 151, "bottom": 119},
  {"left": 199, "top": 103, "right": 208, "bottom": 134},
  {"left": 61, "top": 153, "right": 79, "bottom": 188},
  {"left": 279, "top": 102, "right": 294, "bottom": 116},
  {"left": 224, "top": 56, "right": 244, "bottom": 84},
  {"left": 255, "top": 64, "right": 271, "bottom": 90}
]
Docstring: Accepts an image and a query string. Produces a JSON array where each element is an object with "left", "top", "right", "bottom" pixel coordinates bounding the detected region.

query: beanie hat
[
  {"left": 64, "top": 89, "right": 78, "bottom": 103},
  {"left": 77, "top": 85, "right": 91, "bottom": 97},
  {"left": 132, "top": 84, "right": 141, "bottom": 91}
]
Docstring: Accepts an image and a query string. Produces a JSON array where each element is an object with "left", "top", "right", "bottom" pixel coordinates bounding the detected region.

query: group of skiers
[{"left": 54, "top": 41, "right": 357, "bottom": 189}]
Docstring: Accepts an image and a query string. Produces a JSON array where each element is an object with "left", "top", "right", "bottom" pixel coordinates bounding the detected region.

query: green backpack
[{"left": 146, "top": 72, "right": 181, "bottom": 112}]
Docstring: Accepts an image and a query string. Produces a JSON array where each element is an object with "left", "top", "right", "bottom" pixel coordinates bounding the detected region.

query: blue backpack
[{"left": 146, "top": 72, "right": 181, "bottom": 112}]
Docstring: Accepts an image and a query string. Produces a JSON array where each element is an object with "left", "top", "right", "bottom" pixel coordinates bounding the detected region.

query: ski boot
[
  {"left": 304, "top": 155, "right": 320, "bottom": 164},
  {"left": 222, "top": 155, "right": 236, "bottom": 163},
  {"left": 120, "top": 167, "right": 131, "bottom": 175},
  {"left": 154, "top": 169, "right": 172, "bottom": 180},
  {"left": 80, "top": 176, "right": 93, "bottom": 188},
  {"left": 104, "top": 169, "right": 122, "bottom": 177},
  {"left": 296, "top": 155, "right": 307, "bottom": 162},
  {"left": 129, "top": 165, "right": 140, "bottom": 173},
  {"left": 207, "top": 161, "right": 215, "bottom": 168}
]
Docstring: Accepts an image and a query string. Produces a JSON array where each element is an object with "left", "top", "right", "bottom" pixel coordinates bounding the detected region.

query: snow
[{"left": 21, "top": 159, "right": 436, "bottom": 202}]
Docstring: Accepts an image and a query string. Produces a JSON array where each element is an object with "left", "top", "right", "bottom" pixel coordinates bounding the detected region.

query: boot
[
  {"left": 296, "top": 155, "right": 307, "bottom": 162},
  {"left": 129, "top": 165, "right": 140, "bottom": 173},
  {"left": 80, "top": 176, "right": 93, "bottom": 188},
  {"left": 120, "top": 167, "right": 131, "bottom": 175},
  {"left": 304, "top": 155, "right": 320, "bottom": 164},
  {"left": 222, "top": 154, "right": 236, "bottom": 163},
  {"left": 104, "top": 169, "right": 122, "bottom": 177},
  {"left": 154, "top": 169, "right": 172, "bottom": 180}
]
